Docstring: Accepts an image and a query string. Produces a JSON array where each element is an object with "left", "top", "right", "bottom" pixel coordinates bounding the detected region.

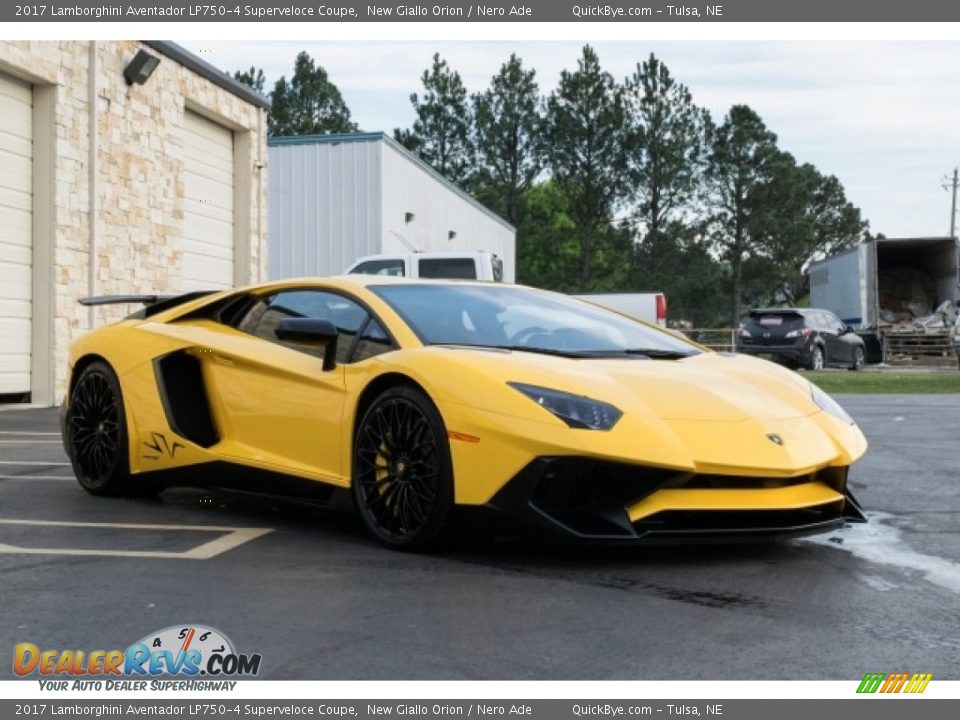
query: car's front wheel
[
  {"left": 352, "top": 386, "right": 454, "bottom": 551},
  {"left": 65, "top": 361, "right": 152, "bottom": 496}
]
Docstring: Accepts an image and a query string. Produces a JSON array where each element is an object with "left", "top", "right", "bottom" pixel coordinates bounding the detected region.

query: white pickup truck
[
  {"left": 346, "top": 252, "right": 666, "bottom": 326},
  {"left": 345, "top": 251, "right": 505, "bottom": 282},
  {"left": 574, "top": 293, "right": 668, "bottom": 327}
]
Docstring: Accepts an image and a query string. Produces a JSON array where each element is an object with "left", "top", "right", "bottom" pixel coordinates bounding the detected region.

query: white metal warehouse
[{"left": 268, "top": 132, "right": 516, "bottom": 281}]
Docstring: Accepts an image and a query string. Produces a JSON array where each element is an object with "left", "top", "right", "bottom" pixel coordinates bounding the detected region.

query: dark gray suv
[{"left": 736, "top": 308, "right": 866, "bottom": 371}]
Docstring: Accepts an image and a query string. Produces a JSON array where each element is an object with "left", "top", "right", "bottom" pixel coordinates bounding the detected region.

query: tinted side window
[
  {"left": 352, "top": 319, "right": 393, "bottom": 362},
  {"left": 239, "top": 290, "right": 369, "bottom": 364},
  {"left": 824, "top": 312, "right": 845, "bottom": 332},
  {"left": 352, "top": 259, "right": 405, "bottom": 277},
  {"left": 418, "top": 258, "right": 478, "bottom": 279}
]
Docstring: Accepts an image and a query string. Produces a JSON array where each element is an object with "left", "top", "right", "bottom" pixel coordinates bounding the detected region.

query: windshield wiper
[
  {"left": 622, "top": 348, "right": 697, "bottom": 359},
  {"left": 434, "top": 343, "right": 595, "bottom": 358}
]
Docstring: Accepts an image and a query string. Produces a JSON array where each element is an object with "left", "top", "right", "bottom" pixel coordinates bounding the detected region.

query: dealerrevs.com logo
[{"left": 14, "top": 625, "right": 261, "bottom": 689}]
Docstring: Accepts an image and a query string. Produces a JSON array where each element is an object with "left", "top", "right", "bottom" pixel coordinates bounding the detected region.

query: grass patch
[{"left": 799, "top": 369, "right": 960, "bottom": 394}]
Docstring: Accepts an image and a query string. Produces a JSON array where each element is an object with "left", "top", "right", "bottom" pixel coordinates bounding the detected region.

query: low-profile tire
[
  {"left": 65, "top": 361, "right": 156, "bottom": 497},
  {"left": 808, "top": 345, "right": 825, "bottom": 371},
  {"left": 849, "top": 346, "right": 865, "bottom": 371},
  {"left": 352, "top": 385, "right": 454, "bottom": 551}
]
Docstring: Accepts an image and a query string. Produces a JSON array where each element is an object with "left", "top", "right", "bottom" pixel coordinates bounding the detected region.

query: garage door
[
  {"left": 181, "top": 110, "right": 234, "bottom": 291},
  {"left": 0, "top": 73, "right": 32, "bottom": 396}
]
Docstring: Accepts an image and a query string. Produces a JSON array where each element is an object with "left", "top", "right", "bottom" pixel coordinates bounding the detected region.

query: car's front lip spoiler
[{"left": 477, "top": 456, "right": 866, "bottom": 544}]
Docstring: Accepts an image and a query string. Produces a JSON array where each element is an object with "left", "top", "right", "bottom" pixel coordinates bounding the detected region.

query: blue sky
[{"left": 190, "top": 41, "right": 960, "bottom": 238}]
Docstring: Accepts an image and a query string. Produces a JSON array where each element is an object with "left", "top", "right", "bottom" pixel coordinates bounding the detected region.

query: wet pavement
[{"left": 0, "top": 396, "right": 957, "bottom": 680}]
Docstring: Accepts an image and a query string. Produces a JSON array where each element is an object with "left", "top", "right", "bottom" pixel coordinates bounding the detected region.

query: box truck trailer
[{"left": 808, "top": 236, "right": 959, "bottom": 362}]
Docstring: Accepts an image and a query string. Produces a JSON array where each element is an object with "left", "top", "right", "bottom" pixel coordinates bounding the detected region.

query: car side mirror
[
  {"left": 844, "top": 325, "right": 855, "bottom": 334},
  {"left": 275, "top": 318, "right": 339, "bottom": 371}
]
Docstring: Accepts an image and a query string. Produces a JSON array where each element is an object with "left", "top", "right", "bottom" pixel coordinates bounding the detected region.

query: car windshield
[{"left": 370, "top": 284, "right": 699, "bottom": 358}]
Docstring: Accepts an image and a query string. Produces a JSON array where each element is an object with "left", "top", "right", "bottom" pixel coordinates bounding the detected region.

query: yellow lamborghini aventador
[{"left": 61, "top": 277, "right": 867, "bottom": 549}]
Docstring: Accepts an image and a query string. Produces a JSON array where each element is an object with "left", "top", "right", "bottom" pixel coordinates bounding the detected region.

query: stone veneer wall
[{"left": 0, "top": 41, "right": 268, "bottom": 402}]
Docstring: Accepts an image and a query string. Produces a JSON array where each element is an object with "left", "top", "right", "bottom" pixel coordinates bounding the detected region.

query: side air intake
[{"left": 154, "top": 350, "right": 219, "bottom": 448}]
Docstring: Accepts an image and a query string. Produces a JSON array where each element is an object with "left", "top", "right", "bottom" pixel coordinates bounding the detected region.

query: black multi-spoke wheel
[
  {"left": 65, "top": 361, "right": 142, "bottom": 496},
  {"left": 352, "top": 386, "right": 453, "bottom": 550}
]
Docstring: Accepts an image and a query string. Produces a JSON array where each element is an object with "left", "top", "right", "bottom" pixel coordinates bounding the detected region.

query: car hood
[
  {"left": 409, "top": 347, "right": 865, "bottom": 476},
  {"left": 432, "top": 347, "right": 818, "bottom": 423}
]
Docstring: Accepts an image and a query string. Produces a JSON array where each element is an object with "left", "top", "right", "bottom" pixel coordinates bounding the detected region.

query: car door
[
  {"left": 160, "top": 289, "right": 371, "bottom": 485},
  {"left": 819, "top": 311, "right": 849, "bottom": 365},
  {"left": 826, "top": 310, "right": 859, "bottom": 364}
]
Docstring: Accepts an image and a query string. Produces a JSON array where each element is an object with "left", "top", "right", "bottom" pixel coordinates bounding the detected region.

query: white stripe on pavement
[
  {"left": 0, "top": 519, "right": 273, "bottom": 560},
  {"left": 0, "top": 440, "right": 63, "bottom": 444},
  {"left": 0, "top": 431, "right": 60, "bottom": 436}
]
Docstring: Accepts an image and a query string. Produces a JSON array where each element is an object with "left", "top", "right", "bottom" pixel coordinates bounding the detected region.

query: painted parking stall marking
[{"left": 0, "top": 519, "right": 272, "bottom": 559}]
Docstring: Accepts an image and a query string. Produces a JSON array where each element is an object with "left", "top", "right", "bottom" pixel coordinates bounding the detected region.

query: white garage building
[
  {"left": 0, "top": 41, "right": 269, "bottom": 404},
  {"left": 268, "top": 133, "right": 516, "bottom": 281}
]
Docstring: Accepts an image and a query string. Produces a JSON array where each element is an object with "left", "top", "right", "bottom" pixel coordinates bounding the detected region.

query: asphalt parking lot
[{"left": 1, "top": 396, "right": 958, "bottom": 680}]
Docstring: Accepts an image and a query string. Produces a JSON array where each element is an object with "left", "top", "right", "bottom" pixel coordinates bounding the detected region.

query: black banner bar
[
  {"left": 4, "top": 1, "right": 960, "bottom": 23},
  {"left": 0, "top": 700, "right": 958, "bottom": 720}
]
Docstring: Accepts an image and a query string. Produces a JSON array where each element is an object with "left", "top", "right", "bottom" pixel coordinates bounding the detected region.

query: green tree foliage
[
  {"left": 629, "top": 221, "right": 729, "bottom": 328},
  {"left": 625, "top": 53, "right": 709, "bottom": 237},
  {"left": 394, "top": 53, "right": 474, "bottom": 186},
  {"left": 233, "top": 66, "right": 266, "bottom": 94},
  {"left": 515, "top": 182, "right": 578, "bottom": 289},
  {"left": 471, "top": 54, "right": 543, "bottom": 225},
  {"left": 517, "top": 181, "right": 632, "bottom": 292},
  {"left": 268, "top": 52, "right": 357, "bottom": 137},
  {"left": 704, "top": 105, "right": 783, "bottom": 326},
  {"left": 543, "top": 46, "right": 633, "bottom": 290},
  {"left": 756, "top": 160, "right": 868, "bottom": 305}
]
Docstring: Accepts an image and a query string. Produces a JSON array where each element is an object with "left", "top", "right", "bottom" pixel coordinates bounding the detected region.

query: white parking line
[
  {"left": 0, "top": 519, "right": 273, "bottom": 560},
  {"left": 0, "top": 475, "right": 72, "bottom": 481},
  {"left": 0, "top": 431, "right": 60, "bottom": 436},
  {"left": 0, "top": 440, "right": 63, "bottom": 444},
  {"left": 0, "top": 461, "right": 70, "bottom": 466}
]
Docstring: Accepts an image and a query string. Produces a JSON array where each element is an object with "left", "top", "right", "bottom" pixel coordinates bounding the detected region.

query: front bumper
[{"left": 481, "top": 456, "right": 865, "bottom": 542}]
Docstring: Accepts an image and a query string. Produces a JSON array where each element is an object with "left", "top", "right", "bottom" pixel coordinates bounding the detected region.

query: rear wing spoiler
[
  {"left": 78, "top": 291, "right": 218, "bottom": 318},
  {"left": 79, "top": 295, "right": 171, "bottom": 306}
]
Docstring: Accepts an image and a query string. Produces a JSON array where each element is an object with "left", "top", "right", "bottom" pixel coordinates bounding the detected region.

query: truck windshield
[{"left": 371, "top": 284, "right": 699, "bottom": 357}]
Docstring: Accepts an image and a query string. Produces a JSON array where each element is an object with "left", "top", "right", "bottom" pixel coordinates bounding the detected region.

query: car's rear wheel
[
  {"left": 808, "top": 345, "right": 825, "bottom": 371},
  {"left": 352, "top": 386, "right": 453, "bottom": 551},
  {"left": 849, "top": 346, "right": 865, "bottom": 371},
  {"left": 65, "top": 361, "right": 154, "bottom": 497}
]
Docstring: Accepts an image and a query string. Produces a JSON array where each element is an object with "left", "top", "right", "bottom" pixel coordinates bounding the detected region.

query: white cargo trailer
[
  {"left": 268, "top": 132, "right": 516, "bottom": 282},
  {"left": 809, "top": 236, "right": 959, "bottom": 362}
]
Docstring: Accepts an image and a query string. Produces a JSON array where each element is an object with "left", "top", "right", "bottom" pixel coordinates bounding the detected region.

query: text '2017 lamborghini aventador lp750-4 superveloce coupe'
[{"left": 61, "top": 277, "right": 868, "bottom": 550}]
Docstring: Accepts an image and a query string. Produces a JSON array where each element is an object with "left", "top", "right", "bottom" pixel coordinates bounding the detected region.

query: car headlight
[
  {"left": 508, "top": 382, "right": 623, "bottom": 430},
  {"left": 810, "top": 383, "right": 854, "bottom": 425}
]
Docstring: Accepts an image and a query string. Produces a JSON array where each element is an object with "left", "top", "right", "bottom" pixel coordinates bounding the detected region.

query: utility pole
[{"left": 944, "top": 167, "right": 958, "bottom": 238}]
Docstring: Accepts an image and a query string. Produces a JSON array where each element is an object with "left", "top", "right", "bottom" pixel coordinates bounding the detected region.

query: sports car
[{"left": 61, "top": 277, "right": 868, "bottom": 549}]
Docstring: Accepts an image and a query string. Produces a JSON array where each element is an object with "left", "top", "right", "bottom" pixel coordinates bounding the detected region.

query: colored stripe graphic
[
  {"left": 857, "top": 672, "right": 932, "bottom": 694},
  {"left": 905, "top": 673, "right": 933, "bottom": 694},
  {"left": 857, "top": 673, "right": 886, "bottom": 693}
]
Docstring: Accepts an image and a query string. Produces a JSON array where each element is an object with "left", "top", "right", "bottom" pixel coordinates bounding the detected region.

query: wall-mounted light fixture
[
  {"left": 448, "top": 231, "right": 457, "bottom": 240},
  {"left": 123, "top": 50, "right": 161, "bottom": 86},
  {"left": 405, "top": 212, "right": 415, "bottom": 224}
]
